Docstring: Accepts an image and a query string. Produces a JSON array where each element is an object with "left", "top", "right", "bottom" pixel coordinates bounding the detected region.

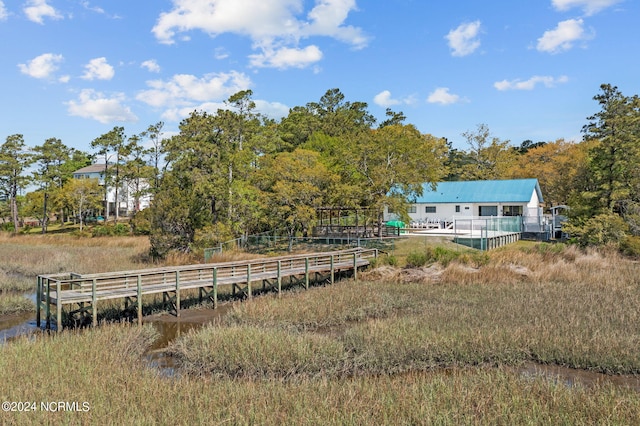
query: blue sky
[{"left": 1, "top": 0, "right": 638, "bottom": 153}]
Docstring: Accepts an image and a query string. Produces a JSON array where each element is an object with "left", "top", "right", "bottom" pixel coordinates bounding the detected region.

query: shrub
[
  {"left": 406, "top": 251, "right": 428, "bottom": 268},
  {"left": 130, "top": 209, "right": 151, "bottom": 235},
  {"left": 620, "top": 235, "right": 640, "bottom": 258},
  {"left": 91, "top": 225, "right": 112, "bottom": 237},
  {"left": 376, "top": 253, "right": 397, "bottom": 266},
  {"left": 432, "top": 246, "right": 459, "bottom": 266},
  {"left": 564, "top": 213, "right": 629, "bottom": 247},
  {"left": 112, "top": 223, "right": 130, "bottom": 236}
]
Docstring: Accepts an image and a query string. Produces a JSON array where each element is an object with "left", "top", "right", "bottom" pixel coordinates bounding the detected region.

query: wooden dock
[{"left": 36, "top": 248, "right": 378, "bottom": 331}]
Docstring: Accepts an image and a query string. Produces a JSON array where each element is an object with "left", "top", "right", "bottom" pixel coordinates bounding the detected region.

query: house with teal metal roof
[{"left": 385, "top": 179, "right": 544, "bottom": 229}]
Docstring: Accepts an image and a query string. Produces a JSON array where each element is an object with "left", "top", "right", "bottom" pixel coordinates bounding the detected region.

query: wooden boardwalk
[{"left": 36, "top": 248, "right": 378, "bottom": 331}]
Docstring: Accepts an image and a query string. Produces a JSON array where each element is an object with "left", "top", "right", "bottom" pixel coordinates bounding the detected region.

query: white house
[
  {"left": 73, "top": 164, "right": 151, "bottom": 217},
  {"left": 386, "top": 178, "right": 544, "bottom": 230}
]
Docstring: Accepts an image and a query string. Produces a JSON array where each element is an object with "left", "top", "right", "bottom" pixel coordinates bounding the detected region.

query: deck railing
[{"left": 37, "top": 248, "right": 378, "bottom": 331}]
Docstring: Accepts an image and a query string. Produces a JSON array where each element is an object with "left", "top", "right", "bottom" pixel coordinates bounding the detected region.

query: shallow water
[
  {"left": 0, "top": 311, "right": 39, "bottom": 343},
  {"left": 143, "top": 303, "right": 236, "bottom": 376},
  {"left": 515, "top": 362, "right": 640, "bottom": 392}
]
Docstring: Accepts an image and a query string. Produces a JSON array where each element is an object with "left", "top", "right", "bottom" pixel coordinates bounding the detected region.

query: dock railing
[{"left": 37, "top": 248, "right": 378, "bottom": 331}]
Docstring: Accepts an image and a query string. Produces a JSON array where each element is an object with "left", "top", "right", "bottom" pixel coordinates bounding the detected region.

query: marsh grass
[
  {"left": 2, "top": 324, "right": 640, "bottom": 424},
  {"left": 2, "top": 238, "right": 640, "bottom": 423},
  {"left": 0, "top": 294, "right": 33, "bottom": 316},
  {"left": 0, "top": 234, "right": 156, "bottom": 315},
  {"left": 173, "top": 243, "right": 640, "bottom": 377},
  {"left": 0, "top": 234, "right": 154, "bottom": 277}
]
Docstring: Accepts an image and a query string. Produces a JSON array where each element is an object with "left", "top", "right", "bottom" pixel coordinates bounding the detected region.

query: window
[
  {"left": 425, "top": 206, "right": 436, "bottom": 213},
  {"left": 455, "top": 205, "right": 460, "bottom": 213},
  {"left": 408, "top": 205, "right": 417, "bottom": 213},
  {"left": 479, "top": 206, "right": 498, "bottom": 216},
  {"left": 503, "top": 205, "right": 523, "bottom": 216}
]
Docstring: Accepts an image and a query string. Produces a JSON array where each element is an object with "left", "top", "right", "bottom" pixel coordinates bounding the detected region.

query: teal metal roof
[{"left": 414, "top": 179, "right": 543, "bottom": 204}]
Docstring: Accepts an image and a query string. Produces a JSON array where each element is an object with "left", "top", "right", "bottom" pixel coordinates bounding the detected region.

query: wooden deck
[{"left": 37, "top": 248, "right": 378, "bottom": 331}]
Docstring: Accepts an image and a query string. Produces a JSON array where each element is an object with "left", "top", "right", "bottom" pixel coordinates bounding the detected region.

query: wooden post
[
  {"left": 246, "top": 264, "right": 252, "bottom": 298},
  {"left": 213, "top": 268, "right": 218, "bottom": 309},
  {"left": 175, "top": 271, "right": 181, "bottom": 317},
  {"left": 137, "top": 274, "right": 142, "bottom": 325},
  {"left": 277, "top": 260, "right": 282, "bottom": 296},
  {"left": 91, "top": 278, "right": 97, "bottom": 327},
  {"left": 330, "top": 255, "right": 335, "bottom": 284},
  {"left": 353, "top": 253, "right": 358, "bottom": 281},
  {"left": 36, "top": 276, "right": 41, "bottom": 327},
  {"left": 57, "top": 280, "right": 63, "bottom": 331},
  {"left": 45, "top": 279, "right": 51, "bottom": 330},
  {"left": 304, "top": 257, "right": 309, "bottom": 289}
]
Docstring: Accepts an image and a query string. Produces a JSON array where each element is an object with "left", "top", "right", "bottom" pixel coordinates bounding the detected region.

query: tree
[
  {"left": 460, "top": 124, "right": 516, "bottom": 180},
  {"left": 148, "top": 171, "right": 211, "bottom": 257},
  {"left": 256, "top": 149, "right": 337, "bottom": 251},
  {"left": 91, "top": 126, "right": 127, "bottom": 221},
  {"left": 506, "top": 139, "right": 589, "bottom": 207},
  {"left": 0, "top": 134, "right": 32, "bottom": 232},
  {"left": 516, "top": 139, "right": 547, "bottom": 154},
  {"left": 141, "top": 121, "right": 165, "bottom": 193},
  {"left": 378, "top": 108, "right": 406, "bottom": 128},
  {"left": 581, "top": 84, "right": 640, "bottom": 214},
  {"left": 317, "top": 124, "right": 448, "bottom": 233},
  {"left": 123, "top": 134, "right": 154, "bottom": 215},
  {"left": 305, "top": 88, "right": 376, "bottom": 137},
  {"left": 61, "top": 178, "right": 102, "bottom": 231},
  {"left": 31, "top": 137, "right": 71, "bottom": 233}
]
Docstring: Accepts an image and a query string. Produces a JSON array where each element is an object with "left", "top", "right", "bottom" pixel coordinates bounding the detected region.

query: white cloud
[
  {"left": 0, "top": 1, "right": 8, "bottom": 21},
  {"left": 445, "top": 21, "right": 481, "bottom": 57},
  {"left": 161, "top": 98, "right": 289, "bottom": 122},
  {"left": 551, "top": 0, "right": 621, "bottom": 15},
  {"left": 253, "top": 100, "right": 290, "bottom": 120},
  {"left": 151, "top": 0, "right": 368, "bottom": 69},
  {"left": 141, "top": 59, "right": 161, "bottom": 73},
  {"left": 161, "top": 103, "right": 226, "bottom": 122},
  {"left": 82, "top": 57, "right": 115, "bottom": 80},
  {"left": 214, "top": 48, "right": 229, "bottom": 60},
  {"left": 66, "top": 89, "right": 138, "bottom": 123},
  {"left": 136, "top": 71, "right": 252, "bottom": 110},
  {"left": 249, "top": 45, "right": 322, "bottom": 69},
  {"left": 80, "top": 1, "right": 104, "bottom": 14},
  {"left": 18, "top": 53, "right": 63, "bottom": 79},
  {"left": 373, "top": 90, "right": 401, "bottom": 107},
  {"left": 537, "top": 19, "right": 590, "bottom": 53},
  {"left": 427, "top": 88, "right": 464, "bottom": 105},
  {"left": 373, "top": 90, "right": 417, "bottom": 108},
  {"left": 301, "top": 0, "right": 368, "bottom": 49},
  {"left": 494, "top": 75, "right": 569, "bottom": 91},
  {"left": 24, "top": 0, "right": 63, "bottom": 24}
]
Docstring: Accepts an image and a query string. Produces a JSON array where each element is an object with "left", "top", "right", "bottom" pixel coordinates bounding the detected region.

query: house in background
[
  {"left": 385, "top": 178, "right": 546, "bottom": 233},
  {"left": 73, "top": 164, "right": 151, "bottom": 217}
]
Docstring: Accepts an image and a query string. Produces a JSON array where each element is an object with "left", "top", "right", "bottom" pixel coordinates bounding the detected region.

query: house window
[
  {"left": 503, "top": 206, "right": 523, "bottom": 216},
  {"left": 479, "top": 206, "right": 498, "bottom": 216},
  {"left": 408, "top": 205, "right": 417, "bottom": 213},
  {"left": 455, "top": 205, "right": 460, "bottom": 213},
  {"left": 425, "top": 206, "right": 436, "bottom": 213}
]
